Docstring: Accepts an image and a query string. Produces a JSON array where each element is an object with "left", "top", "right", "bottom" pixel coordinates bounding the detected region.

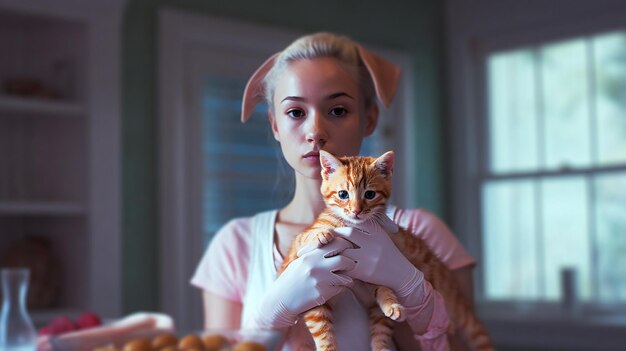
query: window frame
[
  {"left": 476, "top": 20, "right": 626, "bottom": 310},
  {"left": 481, "top": 32, "right": 626, "bottom": 304},
  {"left": 450, "top": 0, "right": 626, "bottom": 303},
  {"left": 447, "top": 1, "right": 626, "bottom": 347}
]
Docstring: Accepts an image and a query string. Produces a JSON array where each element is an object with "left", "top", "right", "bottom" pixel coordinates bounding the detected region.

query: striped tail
[{"left": 303, "top": 304, "right": 338, "bottom": 351}]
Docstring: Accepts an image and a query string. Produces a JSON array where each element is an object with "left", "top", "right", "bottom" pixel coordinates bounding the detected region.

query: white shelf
[
  {"left": 0, "top": 201, "right": 85, "bottom": 216},
  {"left": 0, "top": 95, "right": 85, "bottom": 117}
]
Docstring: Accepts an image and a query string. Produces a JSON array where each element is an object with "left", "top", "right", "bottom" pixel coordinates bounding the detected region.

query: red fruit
[
  {"left": 76, "top": 312, "right": 102, "bottom": 329},
  {"left": 49, "top": 316, "right": 77, "bottom": 334},
  {"left": 38, "top": 326, "right": 53, "bottom": 336}
]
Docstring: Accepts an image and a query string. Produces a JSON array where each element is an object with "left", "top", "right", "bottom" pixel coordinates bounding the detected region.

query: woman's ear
[
  {"left": 364, "top": 103, "right": 379, "bottom": 137},
  {"left": 268, "top": 109, "right": 280, "bottom": 142}
]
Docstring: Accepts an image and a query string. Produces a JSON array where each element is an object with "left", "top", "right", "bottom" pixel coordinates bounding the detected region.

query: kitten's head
[{"left": 319, "top": 150, "right": 394, "bottom": 225}]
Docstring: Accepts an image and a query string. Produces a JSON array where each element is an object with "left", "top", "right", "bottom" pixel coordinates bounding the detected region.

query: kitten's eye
[
  {"left": 287, "top": 109, "right": 305, "bottom": 119},
  {"left": 364, "top": 190, "right": 376, "bottom": 200},
  {"left": 338, "top": 190, "right": 349, "bottom": 200},
  {"left": 329, "top": 107, "right": 348, "bottom": 117}
]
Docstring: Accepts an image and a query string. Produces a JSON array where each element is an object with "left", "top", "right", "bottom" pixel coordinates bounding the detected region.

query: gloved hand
[
  {"left": 335, "top": 214, "right": 424, "bottom": 297},
  {"left": 250, "top": 237, "right": 356, "bottom": 329},
  {"left": 337, "top": 214, "right": 451, "bottom": 348}
]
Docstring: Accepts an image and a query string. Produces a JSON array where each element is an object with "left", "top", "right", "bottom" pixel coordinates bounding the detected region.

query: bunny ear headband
[{"left": 240, "top": 45, "right": 401, "bottom": 123}]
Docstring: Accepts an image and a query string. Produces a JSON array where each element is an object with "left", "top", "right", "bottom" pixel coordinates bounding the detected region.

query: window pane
[
  {"left": 488, "top": 51, "right": 539, "bottom": 173},
  {"left": 540, "top": 177, "right": 591, "bottom": 301},
  {"left": 541, "top": 40, "right": 592, "bottom": 169},
  {"left": 202, "top": 77, "right": 291, "bottom": 247},
  {"left": 594, "top": 172, "right": 626, "bottom": 302},
  {"left": 483, "top": 180, "right": 539, "bottom": 299},
  {"left": 594, "top": 31, "right": 626, "bottom": 165},
  {"left": 482, "top": 30, "right": 626, "bottom": 306}
]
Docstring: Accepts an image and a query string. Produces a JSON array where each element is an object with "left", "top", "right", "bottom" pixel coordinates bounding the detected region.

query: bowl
[{"left": 50, "top": 328, "right": 282, "bottom": 351}]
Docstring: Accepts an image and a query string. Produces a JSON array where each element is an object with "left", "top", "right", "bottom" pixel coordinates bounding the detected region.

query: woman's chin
[{"left": 294, "top": 166, "right": 323, "bottom": 180}]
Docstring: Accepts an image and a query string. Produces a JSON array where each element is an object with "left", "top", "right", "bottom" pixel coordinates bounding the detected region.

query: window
[
  {"left": 482, "top": 30, "right": 626, "bottom": 305},
  {"left": 200, "top": 77, "right": 290, "bottom": 248}
]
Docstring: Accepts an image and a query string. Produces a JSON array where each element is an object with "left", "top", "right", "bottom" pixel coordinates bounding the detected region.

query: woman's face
[{"left": 269, "top": 57, "right": 378, "bottom": 179}]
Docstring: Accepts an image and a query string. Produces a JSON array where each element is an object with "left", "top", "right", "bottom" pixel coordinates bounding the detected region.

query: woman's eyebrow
[
  {"left": 280, "top": 92, "right": 354, "bottom": 103},
  {"left": 281, "top": 96, "right": 305, "bottom": 103},
  {"left": 326, "top": 92, "right": 354, "bottom": 100}
]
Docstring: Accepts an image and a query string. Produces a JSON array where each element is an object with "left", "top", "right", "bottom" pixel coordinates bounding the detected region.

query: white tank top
[{"left": 241, "top": 210, "right": 394, "bottom": 351}]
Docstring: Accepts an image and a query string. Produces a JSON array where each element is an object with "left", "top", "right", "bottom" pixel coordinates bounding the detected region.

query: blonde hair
[{"left": 263, "top": 32, "right": 376, "bottom": 108}]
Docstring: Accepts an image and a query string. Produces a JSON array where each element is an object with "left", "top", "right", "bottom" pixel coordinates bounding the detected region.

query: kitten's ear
[
  {"left": 372, "top": 151, "right": 394, "bottom": 179},
  {"left": 319, "top": 150, "right": 342, "bottom": 180}
]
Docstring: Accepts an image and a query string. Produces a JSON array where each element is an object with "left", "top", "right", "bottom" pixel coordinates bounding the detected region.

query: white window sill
[{"left": 479, "top": 308, "right": 626, "bottom": 350}]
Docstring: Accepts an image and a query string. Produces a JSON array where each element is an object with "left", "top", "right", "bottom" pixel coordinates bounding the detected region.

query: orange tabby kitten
[{"left": 278, "top": 150, "right": 494, "bottom": 351}]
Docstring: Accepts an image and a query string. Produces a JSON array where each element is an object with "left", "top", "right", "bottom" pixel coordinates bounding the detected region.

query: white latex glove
[
  {"left": 251, "top": 237, "right": 356, "bottom": 329},
  {"left": 337, "top": 214, "right": 451, "bottom": 349},
  {"left": 336, "top": 214, "right": 424, "bottom": 297}
]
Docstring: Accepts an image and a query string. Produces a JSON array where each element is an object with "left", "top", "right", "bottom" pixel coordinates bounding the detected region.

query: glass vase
[{"left": 0, "top": 268, "right": 37, "bottom": 351}]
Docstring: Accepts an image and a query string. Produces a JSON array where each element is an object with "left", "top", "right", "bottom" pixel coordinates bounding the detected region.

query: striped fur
[{"left": 278, "top": 151, "right": 494, "bottom": 351}]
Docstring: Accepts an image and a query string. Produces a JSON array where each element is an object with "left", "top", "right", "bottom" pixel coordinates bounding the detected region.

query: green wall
[{"left": 122, "top": 0, "right": 445, "bottom": 313}]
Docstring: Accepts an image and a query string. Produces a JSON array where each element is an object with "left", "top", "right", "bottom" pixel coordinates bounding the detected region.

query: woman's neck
[{"left": 279, "top": 173, "right": 325, "bottom": 225}]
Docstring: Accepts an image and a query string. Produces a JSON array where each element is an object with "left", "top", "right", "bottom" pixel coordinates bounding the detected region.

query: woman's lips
[{"left": 303, "top": 151, "right": 320, "bottom": 165}]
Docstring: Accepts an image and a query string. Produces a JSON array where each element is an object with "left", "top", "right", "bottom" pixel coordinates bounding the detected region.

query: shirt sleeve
[
  {"left": 190, "top": 217, "right": 252, "bottom": 303},
  {"left": 393, "top": 208, "right": 476, "bottom": 270}
]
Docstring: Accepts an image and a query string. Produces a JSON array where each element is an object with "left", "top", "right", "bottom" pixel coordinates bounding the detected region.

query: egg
[
  {"left": 233, "top": 341, "right": 267, "bottom": 351},
  {"left": 123, "top": 338, "right": 153, "bottom": 351},
  {"left": 178, "top": 334, "right": 205, "bottom": 350},
  {"left": 202, "top": 334, "right": 229, "bottom": 351},
  {"left": 152, "top": 334, "right": 178, "bottom": 349}
]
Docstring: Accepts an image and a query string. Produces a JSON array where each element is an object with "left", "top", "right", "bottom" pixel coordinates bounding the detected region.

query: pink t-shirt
[{"left": 191, "top": 207, "right": 476, "bottom": 303}]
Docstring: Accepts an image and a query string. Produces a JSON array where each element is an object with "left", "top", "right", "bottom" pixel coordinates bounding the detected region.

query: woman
[{"left": 191, "top": 32, "right": 476, "bottom": 351}]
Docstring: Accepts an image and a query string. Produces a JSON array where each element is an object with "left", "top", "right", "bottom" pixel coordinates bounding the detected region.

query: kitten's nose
[{"left": 352, "top": 208, "right": 362, "bottom": 217}]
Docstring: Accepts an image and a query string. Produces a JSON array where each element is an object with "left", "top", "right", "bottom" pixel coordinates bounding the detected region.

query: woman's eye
[
  {"left": 364, "top": 190, "right": 376, "bottom": 200},
  {"left": 329, "top": 107, "right": 348, "bottom": 117},
  {"left": 287, "top": 109, "right": 305, "bottom": 119},
  {"left": 338, "top": 190, "right": 349, "bottom": 200}
]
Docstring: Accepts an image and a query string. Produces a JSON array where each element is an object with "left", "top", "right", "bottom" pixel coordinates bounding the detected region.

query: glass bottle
[{"left": 0, "top": 268, "right": 37, "bottom": 351}]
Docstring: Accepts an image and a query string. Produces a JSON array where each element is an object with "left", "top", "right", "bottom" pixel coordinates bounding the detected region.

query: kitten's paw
[
  {"left": 316, "top": 230, "right": 334, "bottom": 247},
  {"left": 383, "top": 303, "right": 405, "bottom": 322}
]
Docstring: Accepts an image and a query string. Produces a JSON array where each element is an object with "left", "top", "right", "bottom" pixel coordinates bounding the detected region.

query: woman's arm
[{"left": 202, "top": 291, "right": 242, "bottom": 329}]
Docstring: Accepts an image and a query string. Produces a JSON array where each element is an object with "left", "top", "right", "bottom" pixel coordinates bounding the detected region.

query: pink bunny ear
[
  {"left": 241, "top": 53, "right": 280, "bottom": 123},
  {"left": 356, "top": 45, "right": 401, "bottom": 108}
]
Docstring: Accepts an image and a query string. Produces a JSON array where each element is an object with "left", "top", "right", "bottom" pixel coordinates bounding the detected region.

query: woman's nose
[{"left": 305, "top": 112, "right": 328, "bottom": 144}]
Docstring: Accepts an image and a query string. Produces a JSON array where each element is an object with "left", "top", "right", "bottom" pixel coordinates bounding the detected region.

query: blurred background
[{"left": 0, "top": 0, "right": 624, "bottom": 350}]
